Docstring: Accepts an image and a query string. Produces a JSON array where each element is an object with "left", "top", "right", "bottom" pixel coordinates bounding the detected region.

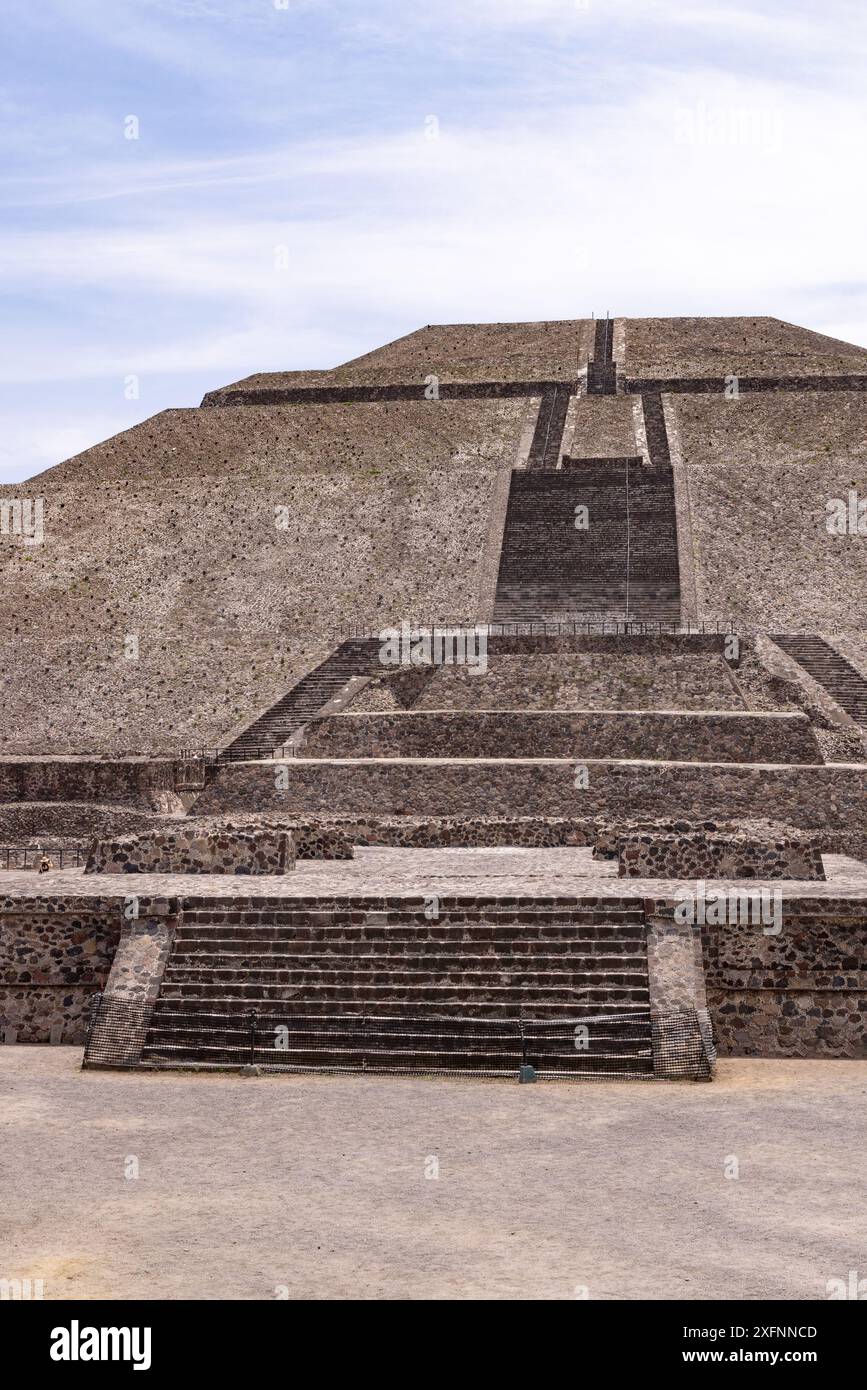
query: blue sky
[{"left": 1, "top": 0, "right": 866, "bottom": 482}]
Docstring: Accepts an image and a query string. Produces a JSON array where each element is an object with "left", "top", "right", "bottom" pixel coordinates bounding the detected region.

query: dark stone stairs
[
  {"left": 220, "top": 639, "right": 381, "bottom": 760},
  {"left": 493, "top": 465, "right": 681, "bottom": 624},
  {"left": 771, "top": 636, "right": 867, "bottom": 726},
  {"left": 140, "top": 898, "right": 654, "bottom": 1078},
  {"left": 528, "top": 385, "right": 572, "bottom": 468},
  {"left": 641, "top": 392, "right": 672, "bottom": 467},
  {"left": 587, "top": 318, "right": 617, "bottom": 396}
]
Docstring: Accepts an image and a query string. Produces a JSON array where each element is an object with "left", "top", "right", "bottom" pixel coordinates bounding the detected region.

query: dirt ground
[{"left": 2, "top": 1048, "right": 866, "bottom": 1301}]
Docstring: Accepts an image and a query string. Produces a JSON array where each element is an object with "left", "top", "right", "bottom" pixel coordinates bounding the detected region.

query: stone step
[
  {"left": 528, "top": 385, "right": 572, "bottom": 469},
  {"left": 143, "top": 878, "right": 653, "bottom": 1072},
  {"left": 163, "top": 965, "right": 650, "bottom": 988},
  {"left": 139, "top": 1042, "right": 654, "bottom": 1075},
  {"left": 492, "top": 453, "right": 683, "bottom": 620},
  {"left": 170, "top": 946, "right": 646, "bottom": 966},
  {"left": 177, "top": 907, "right": 646, "bottom": 921},
  {"left": 174, "top": 924, "right": 648, "bottom": 943},
  {"left": 221, "top": 640, "right": 382, "bottom": 760},
  {"left": 145, "top": 1023, "right": 653, "bottom": 1050},
  {"left": 772, "top": 636, "right": 867, "bottom": 724},
  {"left": 177, "top": 907, "right": 646, "bottom": 925},
  {"left": 149, "top": 995, "right": 650, "bottom": 1019},
  {"left": 148, "top": 1005, "right": 652, "bottom": 1030},
  {"left": 156, "top": 982, "right": 651, "bottom": 1005}
]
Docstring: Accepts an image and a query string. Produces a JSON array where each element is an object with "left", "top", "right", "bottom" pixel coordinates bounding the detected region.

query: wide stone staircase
[
  {"left": 493, "top": 464, "right": 681, "bottom": 623},
  {"left": 220, "top": 639, "right": 381, "bottom": 760},
  {"left": 772, "top": 636, "right": 867, "bottom": 726},
  {"left": 140, "top": 897, "right": 654, "bottom": 1077}
]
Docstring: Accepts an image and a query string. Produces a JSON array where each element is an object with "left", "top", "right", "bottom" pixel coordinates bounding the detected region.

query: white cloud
[
  {"left": 2, "top": 2, "right": 866, "bottom": 481},
  {"left": 1, "top": 76, "right": 865, "bottom": 326}
]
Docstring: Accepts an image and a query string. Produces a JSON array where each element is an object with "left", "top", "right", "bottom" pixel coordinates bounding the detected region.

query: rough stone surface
[
  {"left": 561, "top": 395, "right": 638, "bottom": 457},
  {"left": 85, "top": 825, "right": 297, "bottom": 875},
  {"left": 0, "top": 906, "right": 120, "bottom": 1042},
  {"left": 193, "top": 758, "right": 867, "bottom": 844},
  {"left": 669, "top": 391, "right": 867, "bottom": 630},
  {"left": 617, "top": 828, "right": 826, "bottom": 880},
  {"left": 0, "top": 400, "right": 525, "bottom": 754},
  {"left": 300, "top": 709, "right": 820, "bottom": 764},
  {"left": 0, "top": 760, "right": 176, "bottom": 807},
  {"left": 700, "top": 898, "right": 867, "bottom": 1057},
  {"left": 624, "top": 316, "right": 867, "bottom": 379},
  {"left": 206, "top": 320, "right": 593, "bottom": 397},
  {"left": 352, "top": 648, "right": 747, "bottom": 712},
  {"left": 0, "top": 801, "right": 187, "bottom": 843}
]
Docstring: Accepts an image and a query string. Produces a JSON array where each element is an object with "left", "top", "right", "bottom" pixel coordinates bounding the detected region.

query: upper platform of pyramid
[{"left": 203, "top": 316, "right": 867, "bottom": 402}]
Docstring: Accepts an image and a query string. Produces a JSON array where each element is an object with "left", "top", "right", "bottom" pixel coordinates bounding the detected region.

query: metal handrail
[
  {"left": 1, "top": 845, "right": 87, "bottom": 871},
  {"left": 344, "top": 618, "right": 737, "bottom": 640}
]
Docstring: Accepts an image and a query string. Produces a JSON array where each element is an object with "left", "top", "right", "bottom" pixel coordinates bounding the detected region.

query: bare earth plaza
[{"left": 1, "top": 314, "right": 866, "bottom": 1308}]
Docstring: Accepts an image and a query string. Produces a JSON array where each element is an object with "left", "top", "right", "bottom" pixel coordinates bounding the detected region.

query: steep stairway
[
  {"left": 587, "top": 318, "right": 617, "bottom": 396},
  {"left": 641, "top": 392, "right": 672, "bottom": 467},
  {"left": 528, "top": 385, "right": 572, "bottom": 468},
  {"left": 140, "top": 898, "right": 654, "bottom": 1077},
  {"left": 493, "top": 464, "right": 681, "bottom": 623},
  {"left": 219, "top": 639, "right": 381, "bottom": 760},
  {"left": 771, "top": 636, "right": 867, "bottom": 726}
]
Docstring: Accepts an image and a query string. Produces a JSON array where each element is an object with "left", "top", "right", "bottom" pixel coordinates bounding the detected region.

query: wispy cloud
[{"left": 1, "top": 0, "right": 866, "bottom": 481}]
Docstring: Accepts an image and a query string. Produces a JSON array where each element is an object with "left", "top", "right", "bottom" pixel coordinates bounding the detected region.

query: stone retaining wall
[
  {"left": 318, "top": 815, "right": 597, "bottom": 848},
  {"left": 697, "top": 898, "right": 867, "bottom": 1057},
  {"left": 617, "top": 829, "right": 825, "bottom": 880},
  {"left": 193, "top": 759, "right": 867, "bottom": 851},
  {"left": 353, "top": 653, "right": 746, "bottom": 714},
  {"left": 300, "top": 710, "right": 820, "bottom": 764},
  {"left": 6, "top": 887, "right": 867, "bottom": 1059},
  {"left": 85, "top": 825, "right": 297, "bottom": 875},
  {"left": 0, "top": 802, "right": 185, "bottom": 843},
  {"left": 84, "top": 905, "right": 179, "bottom": 1065},
  {"left": 0, "top": 904, "right": 121, "bottom": 1042},
  {"left": 0, "top": 761, "right": 176, "bottom": 808}
]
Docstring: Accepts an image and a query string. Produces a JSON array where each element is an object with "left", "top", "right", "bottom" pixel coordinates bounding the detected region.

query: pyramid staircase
[
  {"left": 493, "top": 464, "right": 681, "bottom": 624},
  {"left": 528, "top": 385, "right": 572, "bottom": 468},
  {"left": 587, "top": 318, "right": 617, "bottom": 395},
  {"left": 219, "top": 639, "right": 381, "bottom": 760},
  {"left": 771, "top": 636, "right": 867, "bottom": 726},
  {"left": 140, "top": 898, "right": 654, "bottom": 1078},
  {"left": 641, "top": 391, "right": 672, "bottom": 466}
]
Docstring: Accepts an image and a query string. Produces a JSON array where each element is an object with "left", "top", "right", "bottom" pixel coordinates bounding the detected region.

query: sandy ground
[{"left": 2, "top": 1049, "right": 866, "bottom": 1301}]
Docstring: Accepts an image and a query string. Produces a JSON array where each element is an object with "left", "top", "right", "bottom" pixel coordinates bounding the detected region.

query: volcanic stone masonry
[
  {"left": 1, "top": 314, "right": 866, "bottom": 1077},
  {"left": 85, "top": 825, "right": 298, "bottom": 875}
]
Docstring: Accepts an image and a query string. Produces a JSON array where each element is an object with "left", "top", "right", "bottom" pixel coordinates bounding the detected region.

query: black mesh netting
[{"left": 83, "top": 996, "right": 716, "bottom": 1081}]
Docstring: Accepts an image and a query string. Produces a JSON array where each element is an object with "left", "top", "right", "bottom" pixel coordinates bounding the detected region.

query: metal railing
[
  {"left": 174, "top": 743, "right": 300, "bottom": 765},
  {"left": 1, "top": 845, "right": 87, "bottom": 871},
  {"left": 345, "top": 618, "right": 738, "bottom": 640}
]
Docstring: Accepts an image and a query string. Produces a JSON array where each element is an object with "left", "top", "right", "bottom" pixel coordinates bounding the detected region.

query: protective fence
[{"left": 83, "top": 995, "right": 716, "bottom": 1083}]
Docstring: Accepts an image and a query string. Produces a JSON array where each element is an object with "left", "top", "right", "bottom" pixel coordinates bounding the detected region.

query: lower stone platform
[
  {"left": 5, "top": 845, "right": 867, "bottom": 899},
  {"left": 2, "top": 847, "right": 866, "bottom": 1070},
  {"left": 299, "top": 710, "right": 822, "bottom": 764},
  {"left": 191, "top": 759, "right": 867, "bottom": 861}
]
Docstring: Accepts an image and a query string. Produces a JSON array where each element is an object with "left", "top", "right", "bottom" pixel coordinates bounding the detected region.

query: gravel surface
[{"left": 2, "top": 1048, "right": 866, "bottom": 1301}]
